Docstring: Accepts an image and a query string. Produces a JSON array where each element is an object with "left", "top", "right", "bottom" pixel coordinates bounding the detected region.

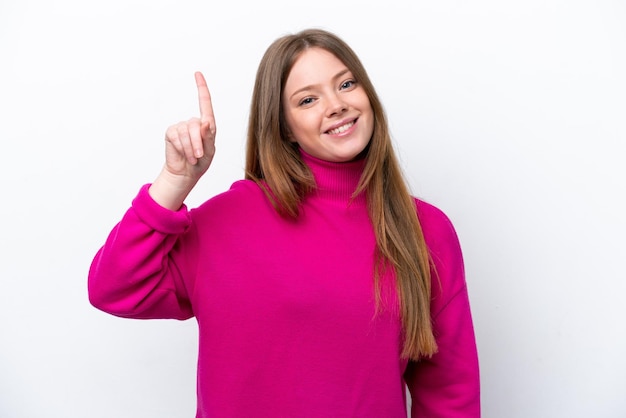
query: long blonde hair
[{"left": 245, "top": 29, "right": 437, "bottom": 359}]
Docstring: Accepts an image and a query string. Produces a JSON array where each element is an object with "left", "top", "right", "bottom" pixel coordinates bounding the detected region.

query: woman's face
[{"left": 282, "top": 47, "right": 374, "bottom": 163}]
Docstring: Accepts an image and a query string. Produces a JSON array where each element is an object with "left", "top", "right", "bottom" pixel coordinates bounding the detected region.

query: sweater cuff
[{"left": 131, "top": 184, "right": 191, "bottom": 235}]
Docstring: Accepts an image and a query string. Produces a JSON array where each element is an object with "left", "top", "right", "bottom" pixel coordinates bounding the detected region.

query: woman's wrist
[{"left": 148, "top": 168, "right": 198, "bottom": 211}]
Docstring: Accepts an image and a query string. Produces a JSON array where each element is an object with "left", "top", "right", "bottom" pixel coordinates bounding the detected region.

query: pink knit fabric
[{"left": 89, "top": 151, "right": 480, "bottom": 417}]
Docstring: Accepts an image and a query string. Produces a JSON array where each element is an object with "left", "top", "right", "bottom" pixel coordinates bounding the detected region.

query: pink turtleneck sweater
[{"left": 88, "top": 151, "right": 480, "bottom": 417}]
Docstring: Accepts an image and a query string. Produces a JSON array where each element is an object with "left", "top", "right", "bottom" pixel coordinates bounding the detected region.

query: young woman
[{"left": 89, "top": 28, "right": 480, "bottom": 417}]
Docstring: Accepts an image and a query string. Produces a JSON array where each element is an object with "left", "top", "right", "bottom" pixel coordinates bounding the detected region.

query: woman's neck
[{"left": 299, "top": 149, "right": 367, "bottom": 206}]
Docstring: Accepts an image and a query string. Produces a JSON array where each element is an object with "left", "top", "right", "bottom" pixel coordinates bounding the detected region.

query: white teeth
[{"left": 328, "top": 121, "right": 354, "bottom": 135}]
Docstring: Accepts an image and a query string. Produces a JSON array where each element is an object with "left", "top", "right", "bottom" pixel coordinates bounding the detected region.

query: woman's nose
[{"left": 326, "top": 93, "right": 348, "bottom": 117}]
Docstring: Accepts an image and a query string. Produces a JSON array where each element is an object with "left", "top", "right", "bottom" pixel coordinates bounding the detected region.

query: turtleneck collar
[{"left": 299, "top": 149, "right": 367, "bottom": 207}]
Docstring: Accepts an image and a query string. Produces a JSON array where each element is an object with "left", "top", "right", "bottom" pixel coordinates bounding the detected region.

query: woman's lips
[{"left": 326, "top": 118, "right": 357, "bottom": 135}]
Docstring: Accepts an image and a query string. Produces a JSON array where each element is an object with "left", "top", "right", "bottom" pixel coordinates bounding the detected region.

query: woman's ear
[{"left": 285, "top": 130, "right": 297, "bottom": 143}]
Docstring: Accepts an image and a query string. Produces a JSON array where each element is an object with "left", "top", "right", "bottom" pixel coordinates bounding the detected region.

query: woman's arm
[
  {"left": 88, "top": 185, "right": 197, "bottom": 319},
  {"left": 405, "top": 201, "right": 480, "bottom": 417},
  {"left": 88, "top": 72, "right": 216, "bottom": 319}
]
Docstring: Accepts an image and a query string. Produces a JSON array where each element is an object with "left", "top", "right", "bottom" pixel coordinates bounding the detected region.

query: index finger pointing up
[{"left": 194, "top": 71, "right": 214, "bottom": 123}]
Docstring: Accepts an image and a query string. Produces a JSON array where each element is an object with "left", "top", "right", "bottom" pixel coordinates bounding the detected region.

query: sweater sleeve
[
  {"left": 88, "top": 184, "right": 196, "bottom": 320},
  {"left": 405, "top": 201, "right": 480, "bottom": 417}
]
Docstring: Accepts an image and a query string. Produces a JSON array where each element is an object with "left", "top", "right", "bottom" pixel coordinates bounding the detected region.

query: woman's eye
[
  {"left": 340, "top": 80, "right": 356, "bottom": 90},
  {"left": 298, "top": 97, "right": 315, "bottom": 106}
]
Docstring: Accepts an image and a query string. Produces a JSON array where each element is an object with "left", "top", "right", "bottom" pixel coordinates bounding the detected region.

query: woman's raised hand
[{"left": 149, "top": 72, "right": 217, "bottom": 210}]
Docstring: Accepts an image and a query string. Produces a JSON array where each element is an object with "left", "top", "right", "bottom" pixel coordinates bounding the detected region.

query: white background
[{"left": 1, "top": 0, "right": 625, "bottom": 417}]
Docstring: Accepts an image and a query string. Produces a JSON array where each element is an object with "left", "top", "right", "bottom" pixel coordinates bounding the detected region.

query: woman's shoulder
[
  {"left": 413, "top": 198, "right": 464, "bottom": 273},
  {"left": 191, "top": 179, "right": 273, "bottom": 220},
  {"left": 413, "top": 198, "right": 459, "bottom": 245},
  {"left": 216, "top": 179, "right": 265, "bottom": 201},
  {"left": 414, "top": 197, "right": 467, "bottom": 310}
]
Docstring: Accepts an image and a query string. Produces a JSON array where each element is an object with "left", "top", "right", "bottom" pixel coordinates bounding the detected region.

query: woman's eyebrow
[{"left": 289, "top": 68, "right": 351, "bottom": 99}]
